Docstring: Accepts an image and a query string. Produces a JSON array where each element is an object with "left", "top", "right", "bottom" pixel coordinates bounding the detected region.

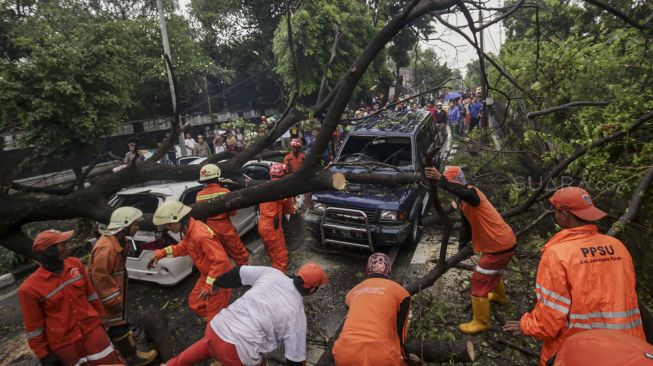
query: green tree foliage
[
  {"left": 272, "top": 0, "right": 375, "bottom": 98},
  {"left": 0, "top": 0, "right": 220, "bottom": 171},
  {"left": 412, "top": 47, "right": 453, "bottom": 90}
]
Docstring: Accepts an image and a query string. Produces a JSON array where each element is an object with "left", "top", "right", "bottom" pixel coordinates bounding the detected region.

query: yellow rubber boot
[
  {"left": 488, "top": 279, "right": 509, "bottom": 305},
  {"left": 459, "top": 296, "right": 490, "bottom": 334}
]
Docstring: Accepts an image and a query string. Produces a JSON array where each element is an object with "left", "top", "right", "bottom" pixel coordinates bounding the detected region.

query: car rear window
[
  {"left": 115, "top": 194, "right": 160, "bottom": 214},
  {"left": 338, "top": 136, "right": 413, "bottom": 168}
]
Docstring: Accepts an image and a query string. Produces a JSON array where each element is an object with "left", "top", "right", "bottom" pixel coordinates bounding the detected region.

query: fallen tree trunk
[{"left": 405, "top": 339, "right": 475, "bottom": 363}]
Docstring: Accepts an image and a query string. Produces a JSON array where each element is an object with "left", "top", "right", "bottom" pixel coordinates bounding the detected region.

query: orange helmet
[
  {"left": 270, "top": 162, "right": 288, "bottom": 179},
  {"left": 290, "top": 138, "right": 302, "bottom": 148}
]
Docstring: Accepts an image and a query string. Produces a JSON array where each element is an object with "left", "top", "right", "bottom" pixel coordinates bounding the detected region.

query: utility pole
[
  {"left": 204, "top": 73, "right": 212, "bottom": 116},
  {"left": 156, "top": 0, "right": 188, "bottom": 157},
  {"left": 479, "top": 2, "right": 489, "bottom": 131}
]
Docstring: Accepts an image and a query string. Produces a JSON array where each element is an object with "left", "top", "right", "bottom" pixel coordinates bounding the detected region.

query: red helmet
[
  {"left": 290, "top": 138, "right": 302, "bottom": 148},
  {"left": 270, "top": 162, "right": 288, "bottom": 178}
]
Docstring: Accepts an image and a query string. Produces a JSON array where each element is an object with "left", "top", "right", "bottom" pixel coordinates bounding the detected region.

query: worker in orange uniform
[
  {"left": 196, "top": 164, "right": 249, "bottom": 265},
  {"left": 425, "top": 165, "right": 516, "bottom": 334},
  {"left": 552, "top": 329, "right": 653, "bottom": 366},
  {"left": 333, "top": 253, "right": 411, "bottom": 366},
  {"left": 19, "top": 229, "right": 123, "bottom": 366},
  {"left": 258, "top": 162, "right": 296, "bottom": 272},
  {"left": 283, "top": 139, "right": 306, "bottom": 174},
  {"left": 148, "top": 200, "right": 232, "bottom": 320},
  {"left": 89, "top": 206, "right": 158, "bottom": 365},
  {"left": 503, "top": 187, "right": 645, "bottom": 365}
]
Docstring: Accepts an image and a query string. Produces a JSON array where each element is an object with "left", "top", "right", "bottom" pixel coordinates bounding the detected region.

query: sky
[{"left": 424, "top": 0, "right": 506, "bottom": 77}]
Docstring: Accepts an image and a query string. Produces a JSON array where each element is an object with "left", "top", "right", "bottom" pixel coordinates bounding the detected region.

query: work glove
[
  {"left": 40, "top": 353, "right": 61, "bottom": 366},
  {"left": 147, "top": 249, "right": 166, "bottom": 269},
  {"left": 273, "top": 215, "right": 280, "bottom": 229}
]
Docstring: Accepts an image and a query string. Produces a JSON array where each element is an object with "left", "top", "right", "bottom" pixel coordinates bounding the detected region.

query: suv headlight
[
  {"left": 312, "top": 202, "right": 326, "bottom": 213},
  {"left": 380, "top": 210, "right": 397, "bottom": 221}
]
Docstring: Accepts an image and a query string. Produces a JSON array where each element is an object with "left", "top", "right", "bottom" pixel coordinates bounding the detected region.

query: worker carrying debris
[
  {"left": 88, "top": 206, "right": 158, "bottom": 365},
  {"left": 163, "top": 263, "right": 328, "bottom": 366},
  {"left": 503, "top": 187, "right": 645, "bottom": 365},
  {"left": 196, "top": 164, "right": 250, "bottom": 265},
  {"left": 552, "top": 329, "right": 653, "bottom": 366},
  {"left": 258, "top": 162, "right": 296, "bottom": 272},
  {"left": 19, "top": 229, "right": 123, "bottom": 366},
  {"left": 148, "top": 200, "right": 232, "bottom": 320},
  {"left": 425, "top": 165, "right": 516, "bottom": 334},
  {"left": 332, "top": 252, "right": 411, "bottom": 366}
]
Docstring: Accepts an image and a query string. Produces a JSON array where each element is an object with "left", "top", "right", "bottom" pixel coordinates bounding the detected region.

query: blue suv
[{"left": 303, "top": 110, "right": 442, "bottom": 250}]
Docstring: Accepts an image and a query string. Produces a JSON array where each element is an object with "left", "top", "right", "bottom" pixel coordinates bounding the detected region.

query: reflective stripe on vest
[
  {"left": 112, "top": 271, "right": 124, "bottom": 276},
  {"left": 537, "top": 293, "right": 570, "bottom": 314},
  {"left": 73, "top": 344, "right": 116, "bottom": 366},
  {"left": 165, "top": 246, "right": 174, "bottom": 258},
  {"left": 107, "top": 316, "right": 124, "bottom": 324},
  {"left": 39, "top": 275, "right": 83, "bottom": 302},
  {"left": 26, "top": 327, "right": 44, "bottom": 339},
  {"left": 569, "top": 308, "right": 640, "bottom": 320},
  {"left": 101, "top": 291, "right": 120, "bottom": 303},
  {"left": 567, "top": 318, "right": 643, "bottom": 331},
  {"left": 87, "top": 293, "right": 99, "bottom": 302},
  {"left": 536, "top": 283, "right": 572, "bottom": 305},
  {"left": 197, "top": 192, "right": 226, "bottom": 201}
]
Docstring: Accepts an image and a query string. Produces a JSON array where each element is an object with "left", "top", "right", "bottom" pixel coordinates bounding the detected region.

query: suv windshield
[{"left": 338, "top": 136, "right": 413, "bottom": 169}]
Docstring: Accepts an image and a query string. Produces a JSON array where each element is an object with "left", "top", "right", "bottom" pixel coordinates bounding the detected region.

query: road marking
[{"left": 0, "top": 288, "right": 18, "bottom": 302}]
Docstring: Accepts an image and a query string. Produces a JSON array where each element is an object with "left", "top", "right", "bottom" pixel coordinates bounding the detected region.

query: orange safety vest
[
  {"left": 283, "top": 152, "right": 306, "bottom": 174},
  {"left": 553, "top": 329, "right": 653, "bottom": 366},
  {"left": 88, "top": 235, "right": 127, "bottom": 327},
  {"left": 520, "top": 225, "right": 645, "bottom": 365},
  {"left": 461, "top": 186, "right": 516, "bottom": 253},
  {"left": 18, "top": 258, "right": 104, "bottom": 358},
  {"left": 334, "top": 277, "right": 410, "bottom": 365},
  {"left": 155, "top": 218, "right": 232, "bottom": 284},
  {"left": 196, "top": 183, "right": 237, "bottom": 220}
]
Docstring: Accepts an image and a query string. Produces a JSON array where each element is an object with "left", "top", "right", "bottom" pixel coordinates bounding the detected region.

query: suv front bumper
[{"left": 302, "top": 209, "right": 411, "bottom": 248}]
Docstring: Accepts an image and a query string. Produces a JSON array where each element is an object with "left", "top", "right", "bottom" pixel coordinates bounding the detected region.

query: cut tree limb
[
  {"left": 526, "top": 101, "right": 610, "bottom": 119},
  {"left": 405, "top": 339, "right": 475, "bottom": 363},
  {"left": 606, "top": 165, "right": 653, "bottom": 237}
]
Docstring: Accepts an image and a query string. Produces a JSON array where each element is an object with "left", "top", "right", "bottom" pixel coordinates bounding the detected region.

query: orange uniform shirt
[
  {"left": 157, "top": 218, "right": 232, "bottom": 283},
  {"left": 520, "top": 225, "right": 644, "bottom": 365},
  {"left": 283, "top": 152, "right": 306, "bottom": 174},
  {"left": 18, "top": 257, "right": 105, "bottom": 358},
  {"left": 334, "top": 277, "right": 410, "bottom": 365},
  {"left": 461, "top": 186, "right": 516, "bottom": 253},
  {"left": 196, "top": 183, "right": 237, "bottom": 220},
  {"left": 88, "top": 235, "right": 127, "bottom": 327}
]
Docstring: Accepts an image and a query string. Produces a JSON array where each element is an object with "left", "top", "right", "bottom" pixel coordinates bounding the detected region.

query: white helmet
[
  {"left": 153, "top": 200, "right": 192, "bottom": 226},
  {"left": 199, "top": 164, "right": 221, "bottom": 182},
  {"left": 104, "top": 206, "right": 143, "bottom": 235}
]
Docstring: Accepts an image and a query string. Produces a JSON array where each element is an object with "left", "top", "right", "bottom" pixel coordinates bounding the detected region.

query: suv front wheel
[{"left": 405, "top": 210, "right": 423, "bottom": 246}]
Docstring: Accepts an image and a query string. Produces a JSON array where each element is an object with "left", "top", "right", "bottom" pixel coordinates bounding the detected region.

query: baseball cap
[
  {"left": 549, "top": 187, "right": 607, "bottom": 222},
  {"left": 297, "top": 263, "right": 328, "bottom": 289},
  {"left": 33, "top": 229, "right": 74, "bottom": 252},
  {"left": 443, "top": 166, "right": 466, "bottom": 185}
]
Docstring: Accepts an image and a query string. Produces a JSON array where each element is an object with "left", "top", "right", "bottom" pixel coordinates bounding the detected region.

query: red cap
[
  {"left": 550, "top": 187, "right": 607, "bottom": 222},
  {"left": 297, "top": 263, "right": 328, "bottom": 289},
  {"left": 32, "top": 229, "right": 74, "bottom": 252}
]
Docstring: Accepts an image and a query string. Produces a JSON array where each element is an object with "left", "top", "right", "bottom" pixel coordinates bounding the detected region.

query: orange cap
[
  {"left": 32, "top": 229, "right": 74, "bottom": 252},
  {"left": 443, "top": 165, "right": 466, "bottom": 184},
  {"left": 297, "top": 263, "right": 328, "bottom": 289},
  {"left": 549, "top": 187, "right": 607, "bottom": 222}
]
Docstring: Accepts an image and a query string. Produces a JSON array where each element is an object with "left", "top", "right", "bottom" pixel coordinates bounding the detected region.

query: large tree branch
[
  {"left": 607, "top": 165, "right": 653, "bottom": 236},
  {"left": 583, "top": 0, "right": 652, "bottom": 30},
  {"left": 526, "top": 101, "right": 610, "bottom": 119},
  {"left": 502, "top": 110, "right": 653, "bottom": 218},
  {"left": 316, "top": 25, "right": 343, "bottom": 104}
]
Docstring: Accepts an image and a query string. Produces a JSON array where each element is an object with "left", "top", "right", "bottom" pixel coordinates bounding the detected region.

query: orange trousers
[
  {"left": 167, "top": 325, "right": 260, "bottom": 366},
  {"left": 258, "top": 218, "right": 288, "bottom": 272},
  {"left": 333, "top": 339, "right": 407, "bottom": 366},
  {"left": 52, "top": 325, "right": 123, "bottom": 366},
  {"left": 188, "top": 276, "right": 232, "bottom": 320},
  {"left": 207, "top": 219, "right": 249, "bottom": 265},
  {"left": 471, "top": 250, "right": 514, "bottom": 297}
]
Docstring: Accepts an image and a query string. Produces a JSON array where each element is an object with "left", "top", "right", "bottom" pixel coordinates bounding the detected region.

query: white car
[{"left": 101, "top": 160, "right": 273, "bottom": 285}]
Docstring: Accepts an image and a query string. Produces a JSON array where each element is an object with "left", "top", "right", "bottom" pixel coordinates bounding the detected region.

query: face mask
[{"left": 38, "top": 245, "right": 64, "bottom": 273}]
